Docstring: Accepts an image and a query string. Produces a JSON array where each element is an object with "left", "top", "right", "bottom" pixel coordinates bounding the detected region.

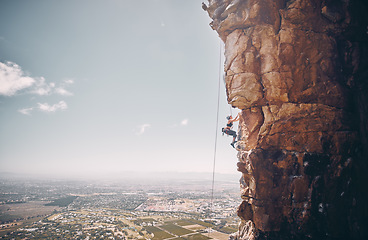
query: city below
[{"left": 0, "top": 172, "right": 241, "bottom": 240}]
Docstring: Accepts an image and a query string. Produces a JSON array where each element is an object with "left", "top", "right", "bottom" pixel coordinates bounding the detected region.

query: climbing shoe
[{"left": 230, "top": 141, "right": 237, "bottom": 148}]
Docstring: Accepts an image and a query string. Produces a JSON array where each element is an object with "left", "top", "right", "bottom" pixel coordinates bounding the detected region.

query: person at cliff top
[{"left": 222, "top": 114, "right": 239, "bottom": 148}]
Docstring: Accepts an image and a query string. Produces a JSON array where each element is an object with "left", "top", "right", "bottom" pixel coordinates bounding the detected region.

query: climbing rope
[{"left": 208, "top": 40, "right": 223, "bottom": 237}]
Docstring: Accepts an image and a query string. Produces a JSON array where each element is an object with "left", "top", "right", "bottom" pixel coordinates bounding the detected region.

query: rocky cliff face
[{"left": 204, "top": 0, "right": 368, "bottom": 239}]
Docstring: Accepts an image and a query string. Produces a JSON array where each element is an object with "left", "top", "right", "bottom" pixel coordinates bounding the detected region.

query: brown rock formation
[{"left": 204, "top": 0, "right": 368, "bottom": 239}]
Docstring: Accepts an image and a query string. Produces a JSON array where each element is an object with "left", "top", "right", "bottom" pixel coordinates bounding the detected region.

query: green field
[
  {"left": 45, "top": 196, "right": 78, "bottom": 207},
  {"left": 135, "top": 217, "right": 157, "bottom": 226},
  {"left": 171, "top": 233, "right": 211, "bottom": 240},
  {"left": 187, "top": 219, "right": 214, "bottom": 228},
  {"left": 0, "top": 213, "right": 21, "bottom": 223},
  {"left": 172, "top": 219, "right": 195, "bottom": 226},
  {"left": 160, "top": 223, "right": 193, "bottom": 236},
  {"left": 0, "top": 201, "right": 60, "bottom": 224},
  {"left": 218, "top": 225, "right": 237, "bottom": 234},
  {"left": 145, "top": 226, "right": 175, "bottom": 240},
  {"left": 184, "top": 234, "right": 211, "bottom": 240},
  {"left": 140, "top": 217, "right": 156, "bottom": 222}
]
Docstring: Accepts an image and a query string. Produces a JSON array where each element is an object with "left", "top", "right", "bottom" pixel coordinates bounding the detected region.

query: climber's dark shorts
[{"left": 222, "top": 128, "right": 237, "bottom": 137}]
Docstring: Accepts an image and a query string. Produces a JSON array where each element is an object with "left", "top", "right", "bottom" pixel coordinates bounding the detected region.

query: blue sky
[{"left": 0, "top": 0, "right": 240, "bottom": 178}]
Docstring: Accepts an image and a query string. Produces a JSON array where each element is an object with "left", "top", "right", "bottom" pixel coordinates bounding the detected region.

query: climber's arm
[{"left": 232, "top": 113, "right": 240, "bottom": 122}]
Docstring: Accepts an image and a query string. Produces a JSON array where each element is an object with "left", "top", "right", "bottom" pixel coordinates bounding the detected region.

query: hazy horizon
[{"left": 0, "top": 169, "right": 241, "bottom": 182}]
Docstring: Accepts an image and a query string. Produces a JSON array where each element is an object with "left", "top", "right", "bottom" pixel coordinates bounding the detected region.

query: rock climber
[{"left": 222, "top": 113, "right": 239, "bottom": 148}]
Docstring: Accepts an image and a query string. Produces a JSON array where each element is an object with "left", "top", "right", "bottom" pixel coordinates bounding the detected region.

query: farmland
[
  {"left": 0, "top": 174, "right": 240, "bottom": 239},
  {"left": 145, "top": 226, "right": 175, "bottom": 239},
  {"left": 160, "top": 223, "right": 193, "bottom": 236},
  {"left": 0, "top": 201, "right": 60, "bottom": 223}
]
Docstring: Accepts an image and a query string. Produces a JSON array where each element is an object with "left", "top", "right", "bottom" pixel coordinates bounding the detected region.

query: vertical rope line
[{"left": 209, "top": 40, "right": 222, "bottom": 237}]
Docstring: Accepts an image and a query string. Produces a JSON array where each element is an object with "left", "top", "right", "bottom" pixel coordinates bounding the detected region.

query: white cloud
[
  {"left": 54, "top": 79, "right": 74, "bottom": 96},
  {"left": 55, "top": 87, "right": 73, "bottom": 96},
  {"left": 181, "top": 118, "right": 189, "bottom": 126},
  {"left": 169, "top": 118, "right": 189, "bottom": 128},
  {"left": 0, "top": 61, "right": 74, "bottom": 97},
  {"left": 30, "top": 78, "right": 55, "bottom": 96},
  {"left": 1, "top": 61, "right": 74, "bottom": 115},
  {"left": 37, "top": 101, "right": 68, "bottom": 113},
  {"left": 137, "top": 124, "right": 151, "bottom": 135},
  {"left": 18, "top": 101, "right": 68, "bottom": 115},
  {"left": 63, "top": 79, "right": 74, "bottom": 85},
  {"left": 0, "top": 61, "right": 36, "bottom": 96},
  {"left": 18, "top": 107, "right": 34, "bottom": 115}
]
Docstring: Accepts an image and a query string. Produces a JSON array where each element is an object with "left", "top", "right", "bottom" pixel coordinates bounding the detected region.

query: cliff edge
[{"left": 204, "top": 0, "right": 368, "bottom": 239}]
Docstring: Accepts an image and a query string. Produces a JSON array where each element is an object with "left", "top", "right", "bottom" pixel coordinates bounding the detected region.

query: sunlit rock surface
[{"left": 204, "top": 0, "right": 368, "bottom": 239}]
